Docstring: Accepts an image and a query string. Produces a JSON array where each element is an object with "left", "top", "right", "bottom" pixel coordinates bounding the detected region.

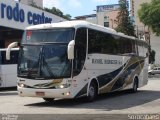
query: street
[{"left": 0, "top": 78, "right": 160, "bottom": 115}]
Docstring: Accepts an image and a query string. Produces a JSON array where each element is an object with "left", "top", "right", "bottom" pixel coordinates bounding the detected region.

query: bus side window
[{"left": 1, "top": 51, "right": 19, "bottom": 64}]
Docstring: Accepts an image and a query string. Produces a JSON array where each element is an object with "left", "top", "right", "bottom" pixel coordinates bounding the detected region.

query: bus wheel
[
  {"left": 148, "top": 72, "right": 154, "bottom": 75},
  {"left": 43, "top": 98, "right": 55, "bottom": 102},
  {"left": 86, "top": 82, "right": 97, "bottom": 102},
  {"left": 131, "top": 78, "right": 138, "bottom": 93}
]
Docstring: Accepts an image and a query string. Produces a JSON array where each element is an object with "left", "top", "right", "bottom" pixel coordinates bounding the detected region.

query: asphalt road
[{"left": 0, "top": 78, "right": 160, "bottom": 119}]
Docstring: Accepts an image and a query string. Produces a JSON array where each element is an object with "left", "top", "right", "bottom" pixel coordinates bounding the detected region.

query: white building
[{"left": 0, "top": 0, "right": 66, "bottom": 48}]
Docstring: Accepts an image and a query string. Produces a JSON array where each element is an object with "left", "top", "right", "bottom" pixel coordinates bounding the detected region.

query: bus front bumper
[{"left": 17, "top": 86, "right": 73, "bottom": 99}]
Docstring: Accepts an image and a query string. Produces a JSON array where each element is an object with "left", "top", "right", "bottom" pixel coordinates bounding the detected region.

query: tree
[
  {"left": 44, "top": 7, "right": 71, "bottom": 20},
  {"left": 29, "top": 3, "right": 72, "bottom": 20},
  {"left": 63, "top": 14, "right": 72, "bottom": 20},
  {"left": 115, "top": 0, "right": 135, "bottom": 36},
  {"left": 138, "top": 0, "right": 160, "bottom": 36}
]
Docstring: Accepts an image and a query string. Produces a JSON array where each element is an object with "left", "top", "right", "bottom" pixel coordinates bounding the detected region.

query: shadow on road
[
  {"left": 0, "top": 87, "right": 17, "bottom": 96},
  {"left": 0, "top": 87, "right": 17, "bottom": 91},
  {"left": 0, "top": 91, "right": 18, "bottom": 96},
  {"left": 25, "top": 90, "right": 160, "bottom": 111}
]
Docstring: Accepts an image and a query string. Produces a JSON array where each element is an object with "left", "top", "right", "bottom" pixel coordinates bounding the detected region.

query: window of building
[{"left": 104, "top": 22, "right": 109, "bottom": 27}]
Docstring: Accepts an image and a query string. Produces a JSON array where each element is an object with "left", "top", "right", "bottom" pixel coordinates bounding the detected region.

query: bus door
[{"left": 72, "top": 28, "right": 87, "bottom": 94}]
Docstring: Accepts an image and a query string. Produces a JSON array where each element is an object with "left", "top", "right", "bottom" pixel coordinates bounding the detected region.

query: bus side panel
[
  {"left": 0, "top": 65, "right": 17, "bottom": 87},
  {"left": 72, "top": 68, "right": 88, "bottom": 98},
  {"left": 99, "top": 56, "right": 145, "bottom": 93},
  {"left": 138, "top": 57, "right": 148, "bottom": 88},
  {"left": 85, "top": 54, "right": 147, "bottom": 94},
  {"left": 86, "top": 54, "right": 126, "bottom": 93},
  {"left": 0, "top": 74, "right": 5, "bottom": 88},
  {"left": 143, "top": 57, "right": 149, "bottom": 85}
]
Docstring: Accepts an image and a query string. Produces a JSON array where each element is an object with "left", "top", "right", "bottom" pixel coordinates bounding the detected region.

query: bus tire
[
  {"left": 86, "top": 82, "right": 97, "bottom": 102},
  {"left": 131, "top": 77, "right": 138, "bottom": 93},
  {"left": 43, "top": 98, "right": 55, "bottom": 102},
  {"left": 148, "top": 72, "right": 154, "bottom": 75}
]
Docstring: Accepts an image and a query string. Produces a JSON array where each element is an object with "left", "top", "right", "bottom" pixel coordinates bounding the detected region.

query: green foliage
[
  {"left": 138, "top": 0, "right": 160, "bottom": 36},
  {"left": 149, "top": 49, "right": 156, "bottom": 64},
  {"left": 115, "top": 0, "right": 135, "bottom": 36},
  {"left": 30, "top": 4, "right": 71, "bottom": 20},
  {"left": 44, "top": 7, "right": 71, "bottom": 20}
]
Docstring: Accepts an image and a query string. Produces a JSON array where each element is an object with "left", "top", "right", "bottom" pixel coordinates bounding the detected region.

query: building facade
[
  {"left": 75, "top": 4, "right": 119, "bottom": 29},
  {"left": 131, "top": 0, "right": 160, "bottom": 64},
  {"left": 0, "top": 0, "right": 66, "bottom": 48},
  {"left": 96, "top": 4, "right": 119, "bottom": 28}
]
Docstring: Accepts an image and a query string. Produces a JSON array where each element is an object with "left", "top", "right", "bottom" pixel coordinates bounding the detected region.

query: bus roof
[
  {"left": 26, "top": 20, "right": 116, "bottom": 33},
  {"left": 26, "top": 20, "right": 147, "bottom": 44}
]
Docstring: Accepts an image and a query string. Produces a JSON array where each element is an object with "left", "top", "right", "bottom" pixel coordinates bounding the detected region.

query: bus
[
  {"left": 6, "top": 21, "right": 149, "bottom": 102},
  {"left": 0, "top": 48, "right": 19, "bottom": 88}
]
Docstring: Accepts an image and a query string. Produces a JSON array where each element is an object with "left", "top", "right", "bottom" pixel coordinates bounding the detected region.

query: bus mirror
[
  {"left": 6, "top": 42, "right": 18, "bottom": 60},
  {"left": 67, "top": 40, "right": 75, "bottom": 60}
]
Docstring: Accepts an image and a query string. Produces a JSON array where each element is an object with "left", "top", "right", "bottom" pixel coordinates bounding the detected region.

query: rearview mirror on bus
[
  {"left": 6, "top": 42, "right": 18, "bottom": 60},
  {"left": 67, "top": 40, "right": 75, "bottom": 60}
]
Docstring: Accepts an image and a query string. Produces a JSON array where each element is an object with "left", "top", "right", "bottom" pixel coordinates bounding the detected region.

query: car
[{"left": 148, "top": 67, "right": 160, "bottom": 75}]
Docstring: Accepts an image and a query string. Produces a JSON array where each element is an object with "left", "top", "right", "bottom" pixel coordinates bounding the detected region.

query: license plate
[{"left": 36, "top": 92, "right": 45, "bottom": 96}]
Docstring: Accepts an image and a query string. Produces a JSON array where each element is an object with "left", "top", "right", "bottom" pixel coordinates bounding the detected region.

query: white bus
[
  {"left": 6, "top": 21, "right": 148, "bottom": 102},
  {"left": 0, "top": 48, "right": 19, "bottom": 88}
]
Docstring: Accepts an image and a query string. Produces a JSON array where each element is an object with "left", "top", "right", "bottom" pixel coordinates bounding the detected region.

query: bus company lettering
[
  {"left": 92, "top": 59, "right": 103, "bottom": 64},
  {"left": 92, "top": 59, "right": 122, "bottom": 65},
  {"left": 0, "top": 3, "right": 52, "bottom": 25}
]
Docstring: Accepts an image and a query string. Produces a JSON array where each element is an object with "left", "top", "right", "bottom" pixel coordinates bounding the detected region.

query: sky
[{"left": 43, "top": 0, "right": 119, "bottom": 18}]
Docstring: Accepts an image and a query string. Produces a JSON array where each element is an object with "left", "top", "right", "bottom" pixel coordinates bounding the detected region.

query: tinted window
[
  {"left": 18, "top": 45, "right": 70, "bottom": 79},
  {"left": 22, "top": 28, "right": 75, "bottom": 43},
  {"left": 88, "top": 29, "right": 135, "bottom": 55},
  {"left": 137, "top": 41, "right": 148, "bottom": 57},
  {"left": 0, "top": 51, "right": 19, "bottom": 64}
]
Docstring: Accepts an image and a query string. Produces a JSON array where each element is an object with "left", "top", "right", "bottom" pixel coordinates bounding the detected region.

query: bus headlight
[
  {"left": 55, "top": 84, "right": 70, "bottom": 89},
  {"left": 18, "top": 83, "right": 24, "bottom": 87}
]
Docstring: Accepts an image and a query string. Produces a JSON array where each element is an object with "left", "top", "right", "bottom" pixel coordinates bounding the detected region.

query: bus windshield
[
  {"left": 18, "top": 28, "right": 75, "bottom": 79},
  {"left": 22, "top": 28, "right": 75, "bottom": 43},
  {"left": 18, "top": 44, "right": 71, "bottom": 79}
]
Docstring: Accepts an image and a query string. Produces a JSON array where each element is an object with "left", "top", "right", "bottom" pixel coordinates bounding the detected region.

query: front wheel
[
  {"left": 86, "top": 82, "right": 97, "bottom": 102},
  {"left": 43, "top": 98, "right": 55, "bottom": 102}
]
